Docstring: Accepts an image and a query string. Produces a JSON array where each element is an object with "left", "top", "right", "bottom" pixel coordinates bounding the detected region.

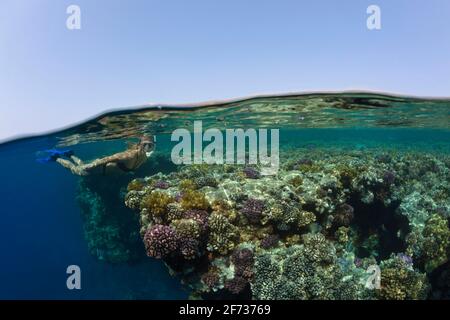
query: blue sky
[{"left": 1, "top": 0, "right": 449, "bottom": 140}]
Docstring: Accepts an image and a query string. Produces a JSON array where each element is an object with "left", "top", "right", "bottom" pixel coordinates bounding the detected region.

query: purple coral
[
  {"left": 231, "top": 248, "right": 254, "bottom": 279},
  {"left": 243, "top": 167, "right": 260, "bottom": 179},
  {"left": 224, "top": 276, "right": 248, "bottom": 294},
  {"left": 397, "top": 253, "right": 413, "bottom": 266},
  {"left": 296, "top": 158, "right": 313, "bottom": 166},
  {"left": 241, "top": 198, "right": 265, "bottom": 224},
  {"left": 383, "top": 170, "right": 396, "bottom": 185},
  {"left": 354, "top": 258, "right": 363, "bottom": 268},
  {"left": 201, "top": 271, "right": 220, "bottom": 289},
  {"left": 183, "top": 209, "right": 209, "bottom": 233},
  {"left": 154, "top": 180, "right": 170, "bottom": 189},
  {"left": 179, "top": 238, "right": 200, "bottom": 260},
  {"left": 143, "top": 225, "right": 179, "bottom": 259},
  {"left": 174, "top": 192, "right": 184, "bottom": 202},
  {"left": 293, "top": 158, "right": 313, "bottom": 170},
  {"left": 260, "top": 234, "right": 279, "bottom": 249}
]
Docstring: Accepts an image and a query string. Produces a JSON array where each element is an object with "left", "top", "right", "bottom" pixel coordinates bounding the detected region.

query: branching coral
[
  {"left": 201, "top": 270, "right": 220, "bottom": 290},
  {"left": 262, "top": 199, "right": 310, "bottom": 230},
  {"left": 241, "top": 198, "right": 265, "bottom": 224},
  {"left": 407, "top": 213, "right": 450, "bottom": 272},
  {"left": 140, "top": 191, "right": 174, "bottom": 223},
  {"left": 183, "top": 209, "right": 209, "bottom": 234},
  {"left": 127, "top": 179, "right": 145, "bottom": 192},
  {"left": 179, "top": 238, "right": 200, "bottom": 260},
  {"left": 143, "top": 224, "right": 179, "bottom": 259},
  {"left": 243, "top": 167, "right": 261, "bottom": 179},
  {"left": 252, "top": 233, "right": 364, "bottom": 300},
  {"left": 378, "top": 255, "right": 429, "bottom": 300},
  {"left": 207, "top": 213, "right": 237, "bottom": 255},
  {"left": 260, "top": 234, "right": 279, "bottom": 249},
  {"left": 170, "top": 218, "right": 201, "bottom": 240},
  {"left": 180, "top": 190, "right": 210, "bottom": 211},
  {"left": 224, "top": 276, "right": 249, "bottom": 294},
  {"left": 231, "top": 248, "right": 254, "bottom": 279},
  {"left": 153, "top": 180, "right": 170, "bottom": 189}
]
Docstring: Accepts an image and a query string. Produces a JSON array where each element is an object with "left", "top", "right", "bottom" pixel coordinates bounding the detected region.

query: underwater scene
[{"left": 0, "top": 92, "right": 449, "bottom": 300}]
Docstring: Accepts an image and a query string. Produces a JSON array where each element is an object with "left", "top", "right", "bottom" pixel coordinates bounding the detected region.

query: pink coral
[
  {"left": 143, "top": 224, "right": 179, "bottom": 259},
  {"left": 241, "top": 198, "right": 265, "bottom": 224}
]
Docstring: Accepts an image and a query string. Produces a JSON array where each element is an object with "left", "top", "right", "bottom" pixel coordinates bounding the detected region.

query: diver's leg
[
  {"left": 56, "top": 158, "right": 77, "bottom": 170},
  {"left": 56, "top": 158, "right": 88, "bottom": 176},
  {"left": 70, "top": 155, "right": 84, "bottom": 165}
]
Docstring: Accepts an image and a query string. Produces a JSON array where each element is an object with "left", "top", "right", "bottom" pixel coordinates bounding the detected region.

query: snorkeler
[{"left": 40, "top": 136, "right": 154, "bottom": 176}]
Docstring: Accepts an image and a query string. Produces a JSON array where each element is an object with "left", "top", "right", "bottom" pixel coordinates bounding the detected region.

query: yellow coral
[
  {"left": 180, "top": 179, "right": 196, "bottom": 191},
  {"left": 171, "top": 218, "right": 201, "bottom": 239},
  {"left": 181, "top": 189, "right": 210, "bottom": 211},
  {"left": 127, "top": 179, "right": 144, "bottom": 192},
  {"left": 140, "top": 191, "right": 174, "bottom": 222},
  {"left": 422, "top": 214, "right": 450, "bottom": 272},
  {"left": 297, "top": 210, "right": 316, "bottom": 228},
  {"left": 335, "top": 226, "right": 349, "bottom": 244},
  {"left": 289, "top": 176, "right": 303, "bottom": 188}
]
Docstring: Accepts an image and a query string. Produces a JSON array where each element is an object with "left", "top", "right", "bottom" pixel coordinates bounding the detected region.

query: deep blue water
[{"left": 0, "top": 137, "right": 188, "bottom": 299}]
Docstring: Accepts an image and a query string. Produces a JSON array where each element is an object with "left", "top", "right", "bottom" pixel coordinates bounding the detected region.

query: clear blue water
[
  {"left": 0, "top": 93, "right": 448, "bottom": 299},
  {"left": 0, "top": 137, "right": 188, "bottom": 299}
]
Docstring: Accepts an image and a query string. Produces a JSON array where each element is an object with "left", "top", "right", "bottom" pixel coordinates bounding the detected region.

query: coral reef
[
  {"left": 123, "top": 147, "right": 449, "bottom": 299},
  {"left": 78, "top": 176, "right": 143, "bottom": 263}
]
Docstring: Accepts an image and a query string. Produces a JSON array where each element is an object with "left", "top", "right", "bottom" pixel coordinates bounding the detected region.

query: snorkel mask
[{"left": 139, "top": 136, "right": 154, "bottom": 157}]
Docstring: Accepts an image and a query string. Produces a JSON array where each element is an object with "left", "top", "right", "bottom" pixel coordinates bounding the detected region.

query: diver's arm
[{"left": 89, "top": 151, "right": 131, "bottom": 165}]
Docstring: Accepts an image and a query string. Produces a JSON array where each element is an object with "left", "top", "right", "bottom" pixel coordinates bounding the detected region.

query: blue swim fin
[{"left": 36, "top": 149, "right": 74, "bottom": 163}]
